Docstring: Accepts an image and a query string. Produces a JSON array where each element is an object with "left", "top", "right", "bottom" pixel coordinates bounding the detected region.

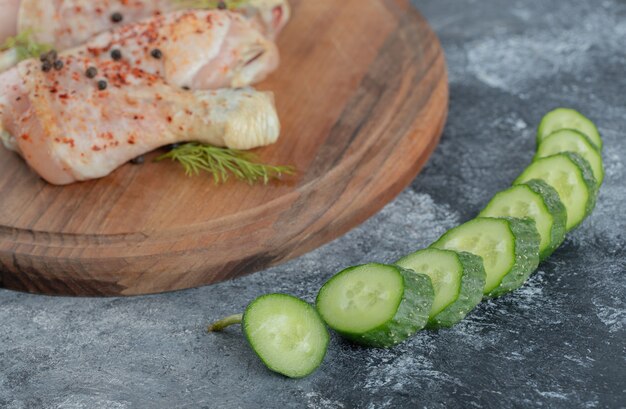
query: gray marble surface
[{"left": 1, "top": 0, "right": 625, "bottom": 408}]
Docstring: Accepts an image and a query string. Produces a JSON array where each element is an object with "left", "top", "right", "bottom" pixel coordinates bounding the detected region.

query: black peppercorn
[
  {"left": 41, "top": 61, "right": 52, "bottom": 72},
  {"left": 97, "top": 80, "right": 108, "bottom": 90},
  {"left": 40, "top": 50, "right": 57, "bottom": 63},
  {"left": 111, "top": 12, "right": 123, "bottom": 23},
  {"left": 53, "top": 60, "right": 64, "bottom": 70},
  {"left": 130, "top": 156, "right": 145, "bottom": 165},
  {"left": 182, "top": 86, "right": 190, "bottom": 91},
  {"left": 111, "top": 49, "right": 122, "bottom": 61},
  {"left": 150, "top": 48, "right": 162, "bottom": 59},
  {"left": 86, "top": 67, "right": 98, "bottom": 78}
]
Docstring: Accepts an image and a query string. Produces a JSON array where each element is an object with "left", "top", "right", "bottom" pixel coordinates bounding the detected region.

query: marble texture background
[{"left": 1, "top": 0, "right": 625, "bottom": 407}]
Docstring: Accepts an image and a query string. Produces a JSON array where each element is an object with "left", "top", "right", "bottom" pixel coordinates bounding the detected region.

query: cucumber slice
[
  {"left": 535, "top": 129, "right": 604, "bottom": 185},
  {"left": 514, "top": 152, "right": 598, "bottom": 231},
  {"left": 316, "top": 263, "right": 434, "bottom": 348},
  {"left": 431, "top": 217, "right": 540, "bottom": 298},
  {"left": 242, "top": 294, "right": 329, "bottom": 378},
  {"left": 479, "top": 180, "right": 567, "bottom": 260},
  {"left": 537, "top": 108, "right": 602, "bottom": 150},
  {"left": 396, "top": 249, "right": 486, "bottom": 328}
]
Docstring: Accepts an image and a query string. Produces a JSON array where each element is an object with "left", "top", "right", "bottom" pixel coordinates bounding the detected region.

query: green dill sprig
[
  {"left": 156, "top": 143, "right": 295, "bottom": 185},
  {"left": 173, "top": 0, "right": 250, "bottom": 11},
  {"left": 0, "top": 30, "right": 51, "bottom": 62}
]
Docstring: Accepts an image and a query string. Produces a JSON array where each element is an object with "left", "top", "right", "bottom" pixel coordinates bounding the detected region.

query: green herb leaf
[
  {"left": 156, "top": 143, "right": 295, "bottom": 185},
  {"left": 0, "top": 30, "right": 52, "bottom": 62},
  {"left": 173, "top": 0, "right": 250, "bottom": 10}
]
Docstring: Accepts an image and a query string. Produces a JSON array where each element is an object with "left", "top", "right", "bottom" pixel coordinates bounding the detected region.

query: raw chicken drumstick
[
  {"left": 0, "top": 0, "right": 290, "bottom": 47},
  {"left": 0, "top": 54, "right": 280, "bottom": 185},
  {"left": 3, "top": 9, "right": 280, "bottom": 89}
]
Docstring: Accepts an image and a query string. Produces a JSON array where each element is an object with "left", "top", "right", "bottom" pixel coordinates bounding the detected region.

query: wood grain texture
[{"left": 0, "top": 0, "right": 448, "bottom": 296}]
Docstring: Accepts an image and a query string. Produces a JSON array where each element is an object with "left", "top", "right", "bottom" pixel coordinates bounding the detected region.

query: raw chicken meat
[
  {"left": 2, "top": 9, "right": 281, "bottom": 90},
  {"left": 0, "top": 0, "right": 19, "bottom": 45},
  {"left": 0, "top": 0, "right": 290, "bottom": 47},
  {"left": 2, "top": 9, "right": 282, "bottom": 83},
  {"left": 0, "top": 53, "right": 280, "bottom": 185},
  {"left": 60, "top": 10, "right": 279, "bottom": 89}
]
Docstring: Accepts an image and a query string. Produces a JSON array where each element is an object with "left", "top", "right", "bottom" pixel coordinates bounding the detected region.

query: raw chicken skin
[
  {"left": 0, "top": 0, "right": 20, "bottom": 44},
  {"left": 4, "top": 0, "right": 290, "bottom": 49},
  {"left": 17, "top": 0, "right": 173, "bottom": 50},
  {"left": 65, "top": 10, "right": 278, "bottom": 90},
  {"left": 0, "top": 52, "right": 280, "bottom": 185}
]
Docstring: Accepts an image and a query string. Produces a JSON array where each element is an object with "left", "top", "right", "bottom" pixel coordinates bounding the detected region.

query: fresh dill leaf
[
  {"left": 156, "top": 143, "right": 295, "bottom": 185},
  {"left": 0, "top": 30, "right": 52, "bottom": 62},
  {"left": 173, "top": 0, "right": 250, "bottom": 11}
]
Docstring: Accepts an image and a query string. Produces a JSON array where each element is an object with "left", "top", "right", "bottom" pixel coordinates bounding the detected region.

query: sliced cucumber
[
  {"left": 431, "top": 217, "right": 540, "bottom": 298},
  {"left": 479, "top": 180, "right": 567, "bottom": 260},
  {"left": 535, "top": 129, "right": 604, "bottom": 185},
  {"left": 396, "top": 249, "right": 486, "bottom": 328},
  {"left": 242, "top": 294, "right": 329, "bottom": 378},
  {"left": 537, "top": 108, "right": 602, "bottom": 150},
  {"left": 316, "top": 263, "right": 434, "bottom": 348},
  {"left": 514, "top": 152, "right": 597, "bottom": 231}
]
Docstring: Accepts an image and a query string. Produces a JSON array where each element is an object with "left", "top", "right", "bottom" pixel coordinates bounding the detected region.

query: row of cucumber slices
[{"left": 208, "top": 108, "right": 604, "bottom": 378}]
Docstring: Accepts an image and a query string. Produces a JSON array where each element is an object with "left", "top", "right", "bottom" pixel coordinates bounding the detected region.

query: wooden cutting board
[{"left": 0, "top": 0, "right": 448, "bottom": 296}]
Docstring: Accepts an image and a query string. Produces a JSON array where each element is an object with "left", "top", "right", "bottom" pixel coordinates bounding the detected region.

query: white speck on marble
[
  {"left": 304, "top": 392, "right": 345, "bottom": 409},
  {"left": 592, "top": 303, "right": 625, "bottom": 334},
  {"left": 467, "top": 33, "right": 592, "bottom": 93}
]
